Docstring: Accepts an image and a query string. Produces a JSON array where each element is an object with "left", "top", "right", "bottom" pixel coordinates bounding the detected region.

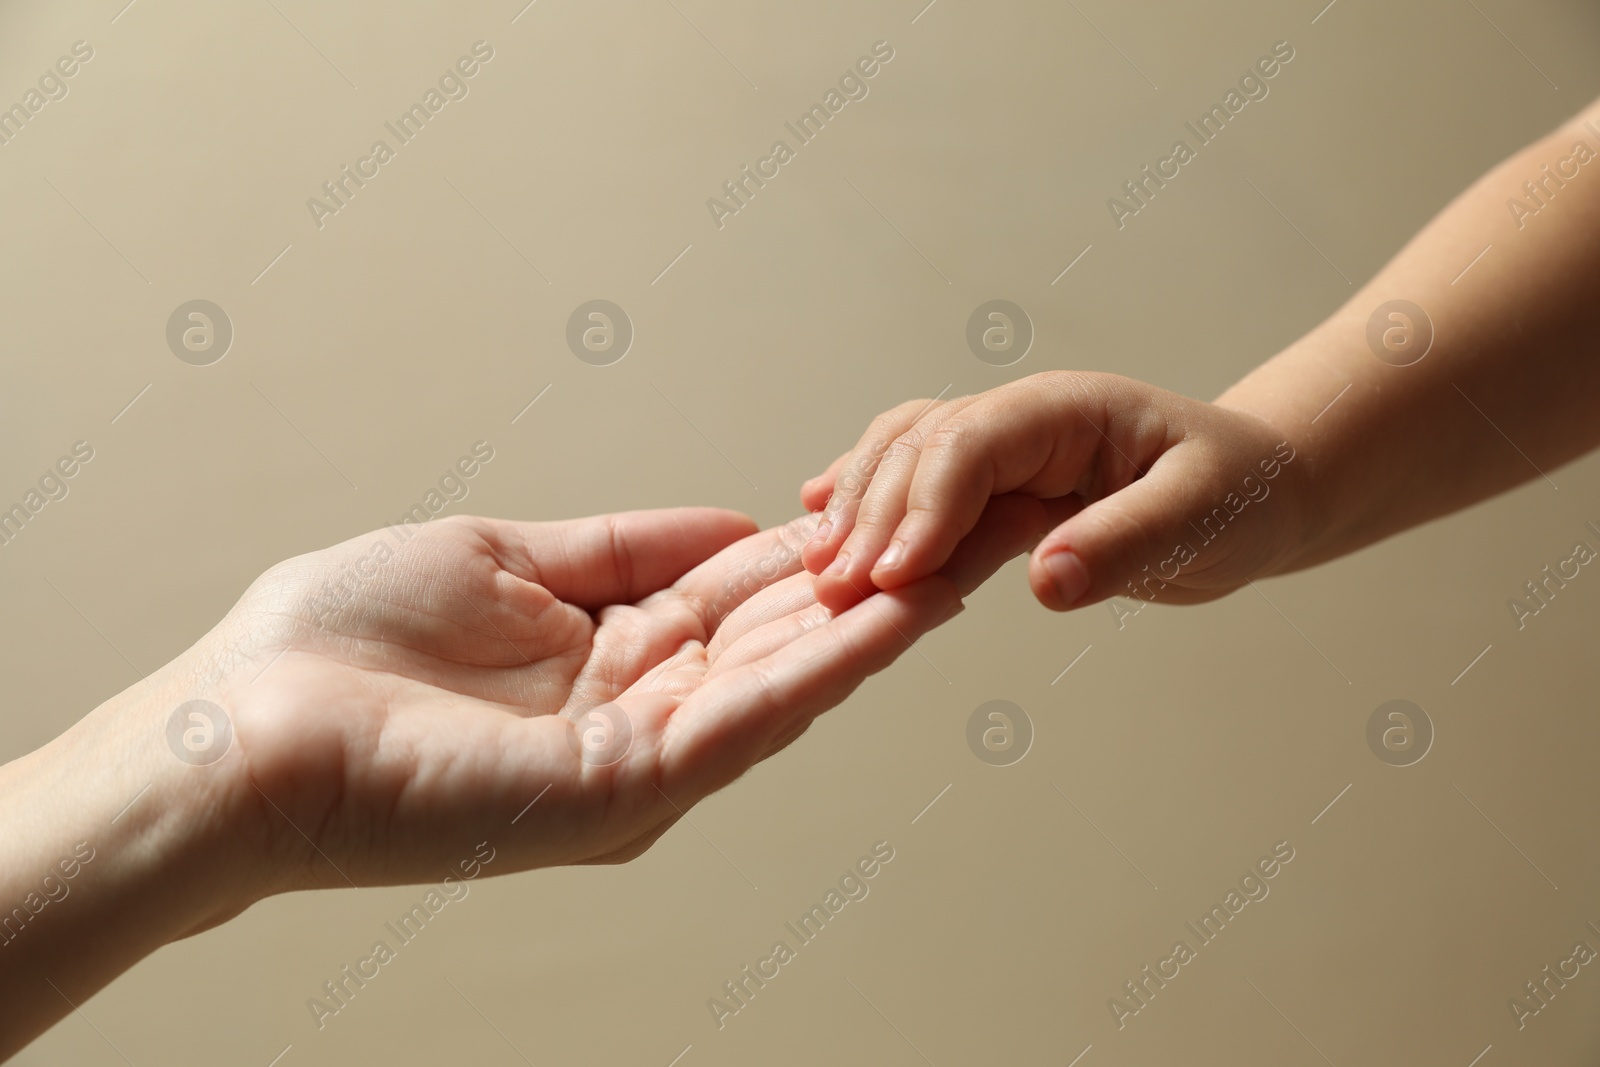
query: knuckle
[
  {"left": 1029, "top": 368, "right": 1098, "bottom": 398},
  {"left": 892, "top": 397, "right": 937, "bottom": 420},
  {"left": 881, "top": 435, "right": 924, "bottom": 467},
  {"left": 601, "top": 514, "right": 636, "bottom": 594},
  {"left": 922, "top": 419, "right": 970, "bottom": 451},
  {"left": 866, "top": 399, "right": 935, "bottom": 449},
  {"left": 866, "top": 407, "right": 910, "bottom": 441},
  {"left": 853, "top": 495, "right": 898, "bottom": 530},
  {"left": 831, "top": 463, "right": 871, "bottom": 502},
  {"left": 431, "top": 513, "right": 476, "bottom": 536}
]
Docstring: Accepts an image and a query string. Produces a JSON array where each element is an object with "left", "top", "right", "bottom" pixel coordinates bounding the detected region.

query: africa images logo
[
  {"left": 1106, "top": 39, "right": 1296, "bottom": 230},
  {"left": 305, "top": 41, "right": 495, "bottom": 231}
]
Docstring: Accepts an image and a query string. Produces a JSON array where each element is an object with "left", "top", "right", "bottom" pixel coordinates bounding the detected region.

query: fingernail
[
  {"left": 812, "top": 519, "right": 832, "bottom": 543},
  {"left": 876, "top": 540, "right": 905, "bottom": 571},
  {"left": 1042, "top": 551, "right": 1089, "bottom": 607},
  {"left": 937, "top": 599, "right": 966, "bottom": 625},
  {"left": 822, "top": 551, "right": 850, "bottom": 577}
]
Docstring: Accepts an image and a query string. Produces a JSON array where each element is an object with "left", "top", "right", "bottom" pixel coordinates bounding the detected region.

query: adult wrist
[
  {"left": 26, "top": 648, "right": 276, "bottom": 947},
  {"left": 0, "top": 659, "right": 278, "bottom": 1059}
]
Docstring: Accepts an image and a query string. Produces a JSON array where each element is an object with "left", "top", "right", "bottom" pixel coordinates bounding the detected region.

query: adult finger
[
  {"left": 660, "top": 576, "right": 962, "bottom": 803},
  {"left": 671, "top": 514, "right": 819, "bottom": 635},
  {"left": 478, "top": 509, "right": 758, "bottom": 611}
]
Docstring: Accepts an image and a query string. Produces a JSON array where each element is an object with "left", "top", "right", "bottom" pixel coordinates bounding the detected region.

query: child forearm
[{"left": 1220, "top": 98, "right": 1600, "bottom": 574}]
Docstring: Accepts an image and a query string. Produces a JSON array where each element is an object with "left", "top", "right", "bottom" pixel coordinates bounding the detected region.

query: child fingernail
[
  {"left": 1042, "top": 551, "right": 1089, "bottom": 607},
  {"left": 811, "top": 519, "right": 832, "bottom": 543},
  {"left": 876, "top": 541, "right": 905, "bottom": 571},
  {"left": 822, "top": 551, "right": 850, "bottom": 577}
]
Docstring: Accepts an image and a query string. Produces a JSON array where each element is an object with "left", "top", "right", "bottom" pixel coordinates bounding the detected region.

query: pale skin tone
[
  {"left": 0, "top": 498, "right": 1064, "bottom": 1059},
  {"left": 803, "top": 97, "right": 1600, "bottom": 614},
  {"left": 6, "top": 100, "right": 1600, "bottom": 1063}
]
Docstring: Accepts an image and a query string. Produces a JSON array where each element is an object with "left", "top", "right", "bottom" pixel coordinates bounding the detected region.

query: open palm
[{"left": 192, "top": 502, "right": 1051, "bottom": 899}]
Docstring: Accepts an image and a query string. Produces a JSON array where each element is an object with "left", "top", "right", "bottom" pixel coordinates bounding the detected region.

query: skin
[
  {"left": 0, "top": 498, "right": 1064, "bottom": 1059},
  {"left": 803, "top": 96, "right": 1600, "bottom": 614},
  {"left": 9, "top": 90, "right": 1600, "bottom": 1067}
]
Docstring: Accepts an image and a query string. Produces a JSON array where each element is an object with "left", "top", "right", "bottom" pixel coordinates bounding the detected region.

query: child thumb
[{"left": 1026, "top": 461, "right": 1208, "bottom": 611}]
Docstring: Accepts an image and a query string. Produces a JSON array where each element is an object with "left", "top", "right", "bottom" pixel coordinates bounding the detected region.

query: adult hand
[
  {"left": 0, "top": 500, "right": 1059, "bottom": 1058},
  {"left": 207, "top": 507, "right": 967, "bottom": 889}
]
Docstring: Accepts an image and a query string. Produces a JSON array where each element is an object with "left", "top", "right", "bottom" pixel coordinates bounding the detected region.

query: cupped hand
[{"left": 179, "top": 502, "right": 1052, "bottom": 902}]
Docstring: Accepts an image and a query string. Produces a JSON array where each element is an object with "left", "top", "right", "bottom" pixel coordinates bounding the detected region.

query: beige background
[{"left": 5, "top": 0, "right": 1600, "bottom": 1063}]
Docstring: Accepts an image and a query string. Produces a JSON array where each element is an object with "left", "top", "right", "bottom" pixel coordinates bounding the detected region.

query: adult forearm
[
  {"left": 0, "top": 669, "right": 262, "bottom": 1059},
  {"left": 1219, "top": 98, "right": 1600, "bottom": 573}
]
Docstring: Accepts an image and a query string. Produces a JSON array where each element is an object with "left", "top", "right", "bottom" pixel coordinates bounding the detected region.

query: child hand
[{"left": 799, "top": 372, "right": 1307, "bottom": 614}]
